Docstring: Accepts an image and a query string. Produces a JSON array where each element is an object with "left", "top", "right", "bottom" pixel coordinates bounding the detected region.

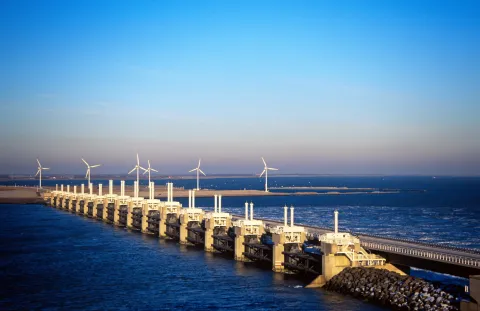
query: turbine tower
[
  {"left": 82, "top": 158, "right": 101, "bottom": 188},
  {"left": 259, "top": 157, "right": 278, "bottom": 192},
  {"left": 143, "top": 160, "right": 158, "bottom": 187},
  {"left": 128, "top": 153, "right": 146, "bottom": 189},
  {"left": 189, "top": 158, "right": 206, "bottom": 190},
  {"left": 35, "top": 159, "right": 49, "bottom": 189}
]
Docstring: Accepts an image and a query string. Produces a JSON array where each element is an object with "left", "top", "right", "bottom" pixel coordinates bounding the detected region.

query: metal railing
[{"left": 361, "top": 240, "right": 480, "bottom": 268}]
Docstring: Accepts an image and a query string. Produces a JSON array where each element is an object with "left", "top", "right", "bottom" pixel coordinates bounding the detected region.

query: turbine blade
[
  {"left": 148, "top": 160, "right": 151, "bottom": 168},
  {"left": 151, "top": 168, "right": 158, "bottom": 172},
  {"left": 143, "top": 170, "right": 148, "bottom": 175},
  {"left": 199, "top": 169, "right": 206, "bottom": 176},
  {"left": 198, "top": 158, "right": 201, "bottom": 168},
  {"left": 85, "top": 169, "right": 90, "bottom": 179},
  {"left": 259, "top": 169, "right": 266, "bottom": 177},
  {"left": 268, "top": 167, "right": 278, "bottom": 171},
  {"left": 43, "top": 167, "right": 50, "bottom": 170},
  {"left": 262, "top": 157, "right": 267, "bottom": 166},
  {"left": 90, "top": 164, "right": 101, "bottom": 168},
  {"left": 35, "top": 169, "right": 40, "bottom": 177},
  {"left": 137, "top": 153, "right": 139, "bottom": 165},
  {"left": 128, "top": 167, "right": 136, "bottom": 174},
  {"left": 139, "top": 166, "right": 146, "bottom": 171},
  {"left": 189, "top": 168, "right": 197, "bottom": 173},
  {"left": 82, "top": 158, "right": 88, "bottom": 166},
  {"left": 37, "top": 158, "right": 41, "bottom": 166}
]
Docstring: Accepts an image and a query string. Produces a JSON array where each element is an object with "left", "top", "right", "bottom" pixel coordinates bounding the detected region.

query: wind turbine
[
  {"left": 143, "top": 160, "right": 158, "bottom": 186},
  {"left": 259, "top": 157, "right": 278, "bottom": 192},
  {"left": 35, "top": 159, "right": 49, "bottom": 189},
  {"left": 82, "top": 158, "right": 101, "bottom": 188},
  {"left": 128, "top": 153, "right": 146, "bottom": 188},
  {"left": 189, "top": 158, "right": 206, "bottom": 190}
]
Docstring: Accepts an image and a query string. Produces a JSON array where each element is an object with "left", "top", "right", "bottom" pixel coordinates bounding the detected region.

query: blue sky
[{"left": 1, "top": 0, "right": 479, "bottom": 175}]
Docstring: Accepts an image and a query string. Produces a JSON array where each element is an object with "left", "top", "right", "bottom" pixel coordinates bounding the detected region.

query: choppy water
[{"left": 1, "top": 177, "right": 478, "bottom": 310}]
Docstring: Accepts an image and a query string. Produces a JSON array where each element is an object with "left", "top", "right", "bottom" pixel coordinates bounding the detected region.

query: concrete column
[
  {"left": 141, "top": 205, "right": 149, "bottom": 232},
  {"left": 102, "top": 200, "right": 108, "bottom": 220},
  {"left": 272, "top": 233, "right": 285, "bottom": 272},
  {"left": 179, "top": 214, "right": 188, "bottom": 244},
  {"left": 81, "top": 184, "right": 84, "bottom": 194},
  {"left": 234, "top": 227, "right": 247, "bottom": 261},
  {"left": 214, "top": 194, "right": 217, "bottom": 213},
  {"left": 114, "top": 201, "right": 120, "bottom": 225},
  {"left": 109, "top": 180, "right": 113, "bottom": 195},
  {"left": 98, "top": 184, "right": 102, "bottom": 196},
  {"left": 120, "top": 180, "right": 125, "bottom": 196},
  {"left": 192, "top": 190, "right": 196, "bottom": 208},
  {"left": 159, "top": 207, "right": 167, "bottom": 238},
  {"left": 126, "top": 204, "right": 133, "bottom": 228},
  {"left": 204, "top": 218, "right": 214, "bottom": 252}
]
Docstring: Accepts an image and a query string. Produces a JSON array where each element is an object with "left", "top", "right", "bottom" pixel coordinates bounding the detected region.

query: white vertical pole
[
  {"left": 197, "top": 169, "right": 199, "bottom": 190},
  {"left": 56, "top": 184, "right": 58, "bottom": 191},
  {"left": 284, "top": 205, "right": 288, "bottom": 227},
  {"left": 334, "top": 210, "right": 338, "bottom": 234},
  {"left": 67, "top": 185, "right": 70, "bottom": 193},
  {"left": 188, "top": 190, "right": 192, "bottom": 207},
  {"left": 121, "top": 180, "right": 125, "bottom": 196},
  {"left": 89, "top": 183, "right": 93, "bottom": 195},
  {"left": 290, "top": 206, "right": 294, "bottom": 227},
  {"left": 250, "top": 202, "right": 254, "bottom": 221},
  {"left": 61, "top": 184, "right": 64, "bottom": 192},
  {"left": 245, "top": 201, "right": 249, "bottom": 220},
  {"left": 169, "top": 183, "right": 172, "bottom": 202},
  {"left": 39, "top": 169, "right": 42, "bottom": 189},
  {"left": 109, "top": 180, "right": 113, "bottom": 195},
  {"left": 265, "top": 169, "right": 268, "bottom": 192},
  {"left": 99, "top": 184, "right": 102, "bottom": 196},
  {"left": 134, "top": 181, "right": 137, "bottom": 198},
  {"left": 74, "top": 185, "right": 77, "bottom": 194},
  {"left": 214, "top": 194, "right": 218, "bottom": 213},
  {"left": 219, "top": 195, "right": 222, "bottom": 213},
  {"left": 192, "top": 190, "right": 195, "bottom": 208},
  {"left": 81, "top": 184, "right": 84, "bottom": 194}
]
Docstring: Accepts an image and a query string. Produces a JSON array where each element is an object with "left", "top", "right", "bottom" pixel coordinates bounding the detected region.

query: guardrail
[{"left": 361, "top": 240, "right": 480, "bottom": 269}]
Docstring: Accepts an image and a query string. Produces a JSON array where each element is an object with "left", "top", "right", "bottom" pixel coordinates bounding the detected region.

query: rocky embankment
[{"left": 325, "top": 267, "right": 460, "bottom": 310}]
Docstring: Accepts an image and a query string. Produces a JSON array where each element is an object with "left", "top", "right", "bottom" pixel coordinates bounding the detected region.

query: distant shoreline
[{"left": 1, "top": 174, "right": 479, "bottom": 182}]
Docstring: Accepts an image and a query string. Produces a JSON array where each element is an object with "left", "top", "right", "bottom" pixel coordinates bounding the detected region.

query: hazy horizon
[{"left": 1, "top": 1, "right": 479, "bottom": 176}]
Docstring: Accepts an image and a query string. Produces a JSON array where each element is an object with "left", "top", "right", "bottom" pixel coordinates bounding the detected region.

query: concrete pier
[
  {"left": 159, "top": 183, "right": 181, "bottom": 238},
  {"left": 179, "top": 190, "right": 204, "bottom": 244},
  {"left": 114, "top": 181, "right": 130, "bottom": 226},
  {"left": 233, "top": 202, "right": 265, "bottom": 262},
  {"left": 204, "top": 195, "right": 232, "bottom": 252},
  {"left": 271, "top": 206, "right": 306, "bottom": 273}
]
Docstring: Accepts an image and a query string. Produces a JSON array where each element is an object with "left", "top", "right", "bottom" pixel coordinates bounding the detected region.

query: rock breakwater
[{"left": 325, "top": 267, "right": 459, "bottom": 310}]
